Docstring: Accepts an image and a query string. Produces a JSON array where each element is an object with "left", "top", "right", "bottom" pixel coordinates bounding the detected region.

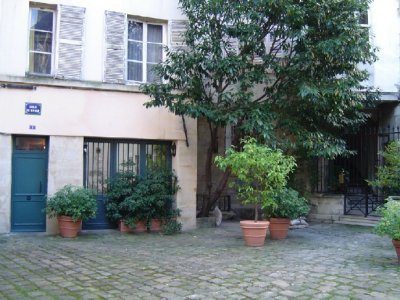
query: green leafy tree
[
  {"left": 142, "top": 0, "right": 378, "bottom": 216},
  {"left": 215, "top": 138, "right": 296, "bottom": 221},
  {"left": 369, "top": 141, "right": 400, "bottom": 195}
]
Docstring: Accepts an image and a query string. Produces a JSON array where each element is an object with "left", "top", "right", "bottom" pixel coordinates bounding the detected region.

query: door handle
[{"left": 39, "top": 181, "right": 42, "bottom": 193}]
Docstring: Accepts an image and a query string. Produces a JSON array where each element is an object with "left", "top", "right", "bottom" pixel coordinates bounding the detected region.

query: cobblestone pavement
[{"left": 0, "top": 222, "right": 399, "bottom": 300}]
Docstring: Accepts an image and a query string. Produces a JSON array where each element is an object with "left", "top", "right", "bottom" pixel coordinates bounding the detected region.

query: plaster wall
[
  {"left": 0, "top": 86, "right": 186, "bottom": 140},
  {"left": 0, "top": 134, "right": 12, "bottom": 233}
]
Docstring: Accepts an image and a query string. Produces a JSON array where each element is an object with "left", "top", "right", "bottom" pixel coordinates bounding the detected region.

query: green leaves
[
  {"left": 45, "top": 185, "right": 97, "bottom": 222},
  {"left": 142, "top": 0, "right": 377, "bottom": 159},
  {"left": 368, "top": 141, "right": 400, "bottom": 195},
  {"left": 215, "top": 138, "right": 296, "bottom": 220},
  {"left": 375, "top": 200, "right": 400, "bottom": 240}
]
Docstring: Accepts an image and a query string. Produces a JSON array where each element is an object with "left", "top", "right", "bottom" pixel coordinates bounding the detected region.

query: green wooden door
[{"left": 12, "top": 136, "right": 48, "bottom": 232}]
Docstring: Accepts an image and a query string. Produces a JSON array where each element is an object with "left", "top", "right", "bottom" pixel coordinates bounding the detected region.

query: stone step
[{"left": 334, "top": 215, "right": 380, "bottom": 227}]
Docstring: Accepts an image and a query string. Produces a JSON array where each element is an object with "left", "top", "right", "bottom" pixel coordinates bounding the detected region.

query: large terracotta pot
[
  {"left": 392, "top": 240, "right": 400, "bottom": 263},
  {"left": 133, "top": 220, "right": 147, "bottom": 233},
  {"left": 150, "top": 219, "right": 163, "bottom": 232},
  {"left": 57, "top": 215, "right": 82, "bottom": 238},
  {"left": 240, "top": 220, "right": 269, "bottom": 247},
  {"left": 119, "top": 220, "right": 133, "bottom": 233},
  {"left": 269, "top": 218, "right": 291, "bottom": 240}
]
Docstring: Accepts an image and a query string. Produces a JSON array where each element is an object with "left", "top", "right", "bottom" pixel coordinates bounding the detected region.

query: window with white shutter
[
  {"left": 28, "top": 7, "right": 55, "bottom": 75},
  {"left": 56, "top": 5, "right": 85, "bottom": 80},
  {"left": 104, "top": 11, "right": 126, "bottom": 84}
]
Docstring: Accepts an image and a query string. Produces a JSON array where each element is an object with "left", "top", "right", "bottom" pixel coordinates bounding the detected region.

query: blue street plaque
[{"left": 25, "top": 102, "right": 41, "bottom": 115}]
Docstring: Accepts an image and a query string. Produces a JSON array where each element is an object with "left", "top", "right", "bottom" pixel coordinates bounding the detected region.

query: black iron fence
[{"left": 314, "top": 124, "right": 399, "bottom": 216}]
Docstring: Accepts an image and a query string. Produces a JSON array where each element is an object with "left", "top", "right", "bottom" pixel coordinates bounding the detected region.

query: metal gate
[
  {"left": 83, "top": 139, "right": 172, "bottom": 229},
  {"left": 315, "top": 125, "right": 400, "bottom": 216}
]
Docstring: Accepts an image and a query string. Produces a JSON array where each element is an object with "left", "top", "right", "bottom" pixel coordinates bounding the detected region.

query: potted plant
[
  {"left": 105, "top": 160, "right": 138, "bottom": 232},
  {"left": 215, "top": 137, "right": 296, "bottom": 246},
  {"left": 264, "top": 187, "right": 310, "bottom": 240},
  {"left": 368, "top": 141, "right": 400, "bottom": 196},
  {"left": 45, "top": 185, "right": 97, "bottom": 238},
  {"left": 375, "top": 199, "right": 400, "bottom": 263}
]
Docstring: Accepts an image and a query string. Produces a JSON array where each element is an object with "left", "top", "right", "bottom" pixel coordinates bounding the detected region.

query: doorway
[{"left": 11, "top": 136, "right": 48, "bottom": 231}]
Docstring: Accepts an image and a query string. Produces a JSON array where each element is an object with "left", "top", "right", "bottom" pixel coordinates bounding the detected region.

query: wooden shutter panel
[
  {"left": 169, "top": 20, "right": 188, "bottom": 51},
  {"left": 104, "top": 11, "right": 126, "bottom": 84},
  {"left": 56, "top": 5, "right": 85, "bottom": 80}
]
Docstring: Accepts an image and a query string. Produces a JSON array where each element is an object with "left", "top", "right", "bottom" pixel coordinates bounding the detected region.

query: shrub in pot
[
  {"left": 45, "top": 185, "right": 97, "bottom": 238},
  {"left": 375, "top": 199, "right": 400, "bottom": 263},
  {"left": 368, "top": 141, "right": 400, "bottom": 196},
  {"left": 215, "top": 137, "right": 296, "bottom": 246},
  {"left": 264, "top": 188, "right": 310, "bottom": 240},
  {"left": 119, "top": 168, "right": 179, "bottom": 233},
  {"left": 105, "top": 160, "right": 138, "bottom": 232}
]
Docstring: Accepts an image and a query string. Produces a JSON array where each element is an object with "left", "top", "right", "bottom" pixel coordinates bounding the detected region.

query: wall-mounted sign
[{"left": 25, "top": 102, "right": 41, "bottom": 115}]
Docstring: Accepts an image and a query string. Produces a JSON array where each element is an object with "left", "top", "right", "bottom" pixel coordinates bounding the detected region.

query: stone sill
[{"left": 0, "top": 75, "right": 142, "bottom": 93}]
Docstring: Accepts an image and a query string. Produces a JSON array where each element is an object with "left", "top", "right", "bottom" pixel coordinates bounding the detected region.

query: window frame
[
  {"left": 27, "top": 6, "right": 56, "bottom": 76},
  {"left": 126, "top": 18, "right": 167, "bottom": 84}
]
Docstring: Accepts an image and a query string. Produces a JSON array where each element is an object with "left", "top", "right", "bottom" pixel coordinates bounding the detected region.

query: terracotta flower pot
[
  {"left": 150, "top": 219, "right": 163, "bottom": 232},
  {"left": 133, "top": 220, "right": 147, "bottom": 233},
  {"left": 119, "top": 220, "right": 133, "bottom": 233},
  {"left": 269, "top": 218, "right": 291, "bottom": 240},
  {"left": 240, "top": 220, "right": 269, "bottom": 247},
  {"left": 392, "top": 240, "right": 400, "bottom": 263},
  {"left": 57, "top": 215, "right": 82, "bottom": 238}
]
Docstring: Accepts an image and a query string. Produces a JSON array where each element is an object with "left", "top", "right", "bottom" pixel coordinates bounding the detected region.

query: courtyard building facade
[{"left": 0, "top": 0, "right": 197, "bottom": 233}]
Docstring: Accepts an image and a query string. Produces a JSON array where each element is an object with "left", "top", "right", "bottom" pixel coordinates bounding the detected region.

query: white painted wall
[{"left": 370, "top": 0, "right": 400, "bottom": 94}]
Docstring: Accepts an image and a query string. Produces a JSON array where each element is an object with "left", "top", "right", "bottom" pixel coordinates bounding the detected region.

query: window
[
  {"left": 29, "top": 7, "right": 55, "bottom": 75},
  {"left": 127, "top": 20, "right": 164, "bottom": 83}
]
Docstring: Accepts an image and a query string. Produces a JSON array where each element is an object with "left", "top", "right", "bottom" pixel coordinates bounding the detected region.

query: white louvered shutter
[
  {"left": 104, "top": 11, "right": 126, "bottom": 83},
  {"left": 169, "top": 20, "right": 188, "bottom": 51},
  {"left": 56, "top": 5, "right": 85, "bottom": 80}
]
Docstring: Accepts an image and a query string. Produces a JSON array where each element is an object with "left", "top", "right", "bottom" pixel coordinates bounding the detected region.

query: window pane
[
  {"left": 128, "top": 21, "right": 143, "bottom": 41},
  {"left": 15, "top": 137, "right": 46, "bottom": 151},
  {"left": 128, "top": 41, "right": 143, "bottom": 61},
  {"left": 128, "top": 61, "right": 143, "bottom": 81},
  {"left": 30, "top": 31, "right": 52, "bottom": 53},
  {"left": 147, "top": 24, "right": 163, "bottom": 43},
  {"left": 147, "top": 63, "right": 160, "bottom": 83},
  {"left": 30, "top": 9, "right": 53, "bottom": 32},
  {"left": 29, "top": 52, "right": 51, "bottom": 74},
  {"left": 147, "top": 43, "right": 162, "bottom": 63}
]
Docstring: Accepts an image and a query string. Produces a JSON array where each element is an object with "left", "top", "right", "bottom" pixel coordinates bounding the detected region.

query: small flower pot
[
  {"left": 133, "top": 220, "right": 147, "bottom": 233},
  {"left": 392, "top": 240, "right": 400, "bottom": 263},
  {"left": 57, "top": 215, "right": 82, "bottom": 238},
  {"left": 119, "top": 220, "right": 133, "bottom": 233},
  {"left": 269, "top": 218, "right": 291, "bottom": 240},
  {"left": 240, "top": 220, "right": 269, "bottom": 247},
  {"left": 150, "top": 219, "right": 163, "bottom": 232}
]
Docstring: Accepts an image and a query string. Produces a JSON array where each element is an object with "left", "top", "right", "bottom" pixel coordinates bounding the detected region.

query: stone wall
[
  {"left": 308, "top": 194, "right": 344, "bottom": 223},
  {"left": 0, "top": 134, "right": 12, "bottom": 233},
  {"left": 47, "top": 136, "right": 84, "bottom": 234}
]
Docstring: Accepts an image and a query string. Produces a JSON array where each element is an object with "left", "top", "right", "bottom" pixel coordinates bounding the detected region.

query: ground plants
[
  {"left": 105, "top": 160, "right": 137, "bottom": 226},
  {"left": 264, "top": 188, "right": 310, "bottom": 220},
  {"left": 45, "top": 185, "right": 97, "bottom": 237},
  {"left": 45, "top": 185, "right": 97, "bottom": 222},
  {"left": 369, "top": 141, "right": 400, "bottom": 196},
  {"left": 375, "top": 200, "right": 400, "bottom": 241},
  {"left": 215, "top": 138, "right": 296, "bottom": 222}
]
